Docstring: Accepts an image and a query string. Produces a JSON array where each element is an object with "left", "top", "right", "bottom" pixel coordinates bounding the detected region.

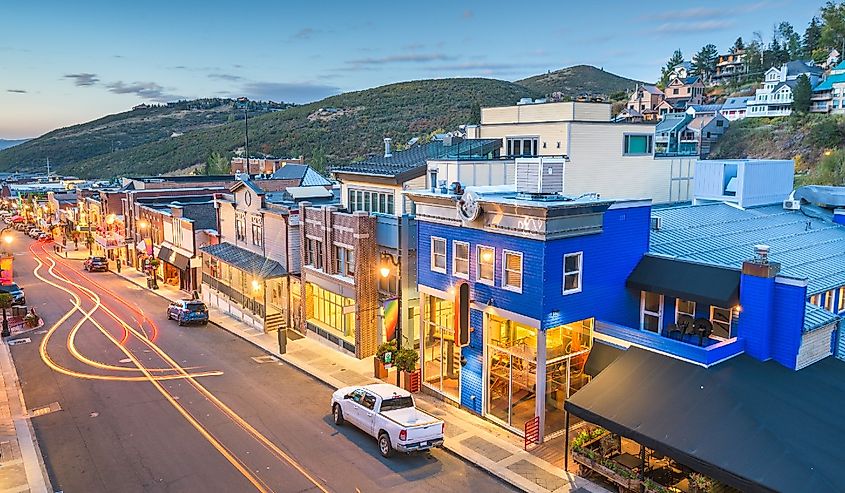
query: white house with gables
[{"left": 746, "top": 61, "right": 823, "bottom": 118}]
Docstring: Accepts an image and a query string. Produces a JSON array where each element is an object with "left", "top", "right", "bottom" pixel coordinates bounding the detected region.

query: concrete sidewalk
[
  {"left": 112, "top": 268, "right": 606, "bottom": 493},
  {"left": 0, "top": 337, "right": 52, "bottom": 493}
]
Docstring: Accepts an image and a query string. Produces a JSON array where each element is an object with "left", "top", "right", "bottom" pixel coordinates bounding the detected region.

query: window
[
  {"left": 235, "top": 212, "right": 246, "bottom": 241},
  {"left": 251, "top": 216, "right": 262, "bottom": 247},
  {"left": 623, "top": 134, "right": 653, "bottom": 155},
  {"left": 673, "top": 88, "right": 679, "bottom": 95},
  {"left": 839, "top": 287, "right": 845, "bottom": 312},
  {"left": 306, "top": 238, "right": 323, "bottom": 269},
  {"left": 675, "top": 299, "right": 696, "bottom": 321},
  {"left": 310, "top": 284, "right": 354, "bottom": 339},
  {"left": 825, "top": 290, "right": 835, "bottom": 311},
  {"left": 477, "top": 245, "right": 495, "bottom": 285},
  {"left": 809, "top": 294, "right": 821, "bottom": 306},
  {"left": 562, "top": 252, "right": 582, "bottom": 294},
  {"left": 334, "top": 245, "right": 355, "bottom": 277},
  {"left": 348, "top": 189, "right": 395, "bottom": 215},
  {"left": 716, "top": 119, "right": 724, "bottom": 127},
  {"left": 430, "top": 237, "right": 446, "bottom": 273},
  {"left": 361, "top": 393, "right": 377, "bottom": 410},
  {"left": 502, "top": 250, "right": 523, "bottom": 293},
  {"left": 452, "top": 241, "right": 469, "bottom": 279},
  {"left": 506, "top": 137, "right": 538, "bottom": 157},
  {"left": 710, "top": 306, "right": 734, "bottom": 339},
  {"left": 641, "top": 292, "right": 663, "bottom": 333}
]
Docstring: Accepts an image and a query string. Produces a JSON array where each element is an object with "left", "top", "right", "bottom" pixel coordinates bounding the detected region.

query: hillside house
[
  {"left": 663, "top": 75, "right": 705, "bottom": 109},
  {"left": 712, "top": 49, "right": 747, "bottom": 83},
  {"left": 812, "top": 60, "right": 845, "bottom": 113},
  {"left": 720, "top": 96, "right": 752, "bottom": 120},
  {"left": 747, "top": 61, "right": 824, "bottom": 117},
  {"left": 626, "top": 84, "right": 665, "bottom": 121}
]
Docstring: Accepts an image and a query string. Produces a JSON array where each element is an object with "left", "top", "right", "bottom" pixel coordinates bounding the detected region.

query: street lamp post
[
  {"left": 379, "top": 253, "right": 402, "bottom": 386},
  {"left": 0, "top": 226, "right": 14, "bottom": 338}
]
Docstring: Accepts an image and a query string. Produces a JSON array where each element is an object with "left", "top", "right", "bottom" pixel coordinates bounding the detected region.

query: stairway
[{"left": 264, "top": 311, "right": 286, "bottom": 333}]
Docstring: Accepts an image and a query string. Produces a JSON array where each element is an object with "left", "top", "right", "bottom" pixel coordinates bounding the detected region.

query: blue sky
[{"left": 0, "top": 0, "right": 825, "bottom": 139}]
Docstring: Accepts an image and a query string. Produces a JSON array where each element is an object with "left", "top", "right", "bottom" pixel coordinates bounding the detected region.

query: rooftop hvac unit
[{"left": 515, "top": 158, "right": 565, "bottom": 195}]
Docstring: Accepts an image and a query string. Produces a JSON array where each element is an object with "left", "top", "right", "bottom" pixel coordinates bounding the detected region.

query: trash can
[{"left": 146, "top": 277, "right": 154, "bottom": 289}]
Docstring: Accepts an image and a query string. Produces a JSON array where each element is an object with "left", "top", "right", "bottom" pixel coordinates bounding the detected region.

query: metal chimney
[{"left": 384, "top": 138, "right": 392, "bottom": 158}]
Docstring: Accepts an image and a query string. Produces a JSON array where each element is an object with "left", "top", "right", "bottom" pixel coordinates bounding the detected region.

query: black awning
[
  {"left": 565, "top": 347, "right": 845, "bottom": 493},
  {"left": 584, "top": 341, "right": 623, "bottom": 377},
  {"left": 626, "top": 255, "right": 740, "bottom": 307},
  {"left": 156, "top": 245, "right": 190, "bottom": 271}
]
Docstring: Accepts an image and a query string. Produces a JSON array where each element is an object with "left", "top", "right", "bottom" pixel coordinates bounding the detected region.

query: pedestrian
[{"left": 116, "top": 258, "right": 122, "bottom": 273}]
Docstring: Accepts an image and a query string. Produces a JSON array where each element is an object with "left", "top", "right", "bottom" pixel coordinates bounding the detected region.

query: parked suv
[
  {"left": 27, "top": 228, "right": 44, "bottom": 238},
  {"left": 0, "top": 283, "right": 26, "bottom": 306},
  {"left": 166, "top": 300, "right": 209, "bottom": 326},
  {"left": 83, "top": 256, "right": 109, "bottom": 272}
]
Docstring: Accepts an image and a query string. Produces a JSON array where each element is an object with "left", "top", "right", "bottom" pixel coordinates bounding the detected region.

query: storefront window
[
  {"left": 422, "top": 295, "right": 460, "bottom": 401},
  {"left": 488, "top": 315, "right": 537, "bottom": 432},
  {"left": 309, "top": 284, "right": 354, "bottom": 341},
  {"left": 544, "top": 318, "right": 593, "bottom": 437}
]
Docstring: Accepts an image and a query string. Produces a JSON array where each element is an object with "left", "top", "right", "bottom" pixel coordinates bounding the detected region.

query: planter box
[
  {"left": 374, "top": 358, "right": 388, "bottom": 379},
  {"left": 573, "top": 451, "right": 641, "bottom": 492}
]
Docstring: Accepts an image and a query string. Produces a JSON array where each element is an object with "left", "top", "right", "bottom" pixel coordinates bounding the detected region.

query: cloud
[
  {"left": 426, "top": 61, "right": 550, "bottom": 76},
  {"left": 654, "top": 20, "right": 734, "bottom": 34},
  {"left": 402, "top": 43, "right": 425, "bottom": 51},
  {"left": 208, "top": 73, "right": 243, "bottom": 82},
  {"left": 6, "top": 89, "right": 27, "bottom": 94},
  {"left": 462, "top": 9, "right": 473, "bottom": 19},
  {"left": 64, "top": 73, "right": 100, "bottom": 86},
  {"left": 291, "top": 27, "right": 316, "bottom": 40},
  {"left": 105, "top": 81, "right": 184, "bottom": 102},
  {"left": 650, "top": 2, "right": 769, "bottom": 21},
  {"left": 239, "top": 81, "right": 341, "bottom": 104},
  {"left": 346, "top": 53, "right": 457, "bottom": 68}
]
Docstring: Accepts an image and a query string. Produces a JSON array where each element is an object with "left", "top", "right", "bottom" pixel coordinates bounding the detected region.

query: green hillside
[
  {"left": 516, "top": 64, "right": 642, "bottom": 97},
  {"left": 27, "top": 78, "right": 537, "bottom": 178}
]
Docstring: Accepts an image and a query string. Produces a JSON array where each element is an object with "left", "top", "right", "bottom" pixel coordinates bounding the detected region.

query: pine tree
[
  {"left": 692, "top": 44, "right": 719, "bottom": 81},
  {"left": 820, "top": 2, "right": 845, "bottom": 56},
  {"left": 659, "top": 49, "right": 685, "bottom": 86},
  {"left": 792, "top": 74, "right": 812, "bottom": 114},
  {"left": 733, "top": 37, "right": 745, "bottom": 53},
  {"left": 804, "top": 17, "right": 823, "bottom": 59}
]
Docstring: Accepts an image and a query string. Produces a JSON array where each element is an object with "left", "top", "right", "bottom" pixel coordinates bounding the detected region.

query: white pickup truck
[{"left": 331, "top": 383, "right": 445, "bottom": 457}]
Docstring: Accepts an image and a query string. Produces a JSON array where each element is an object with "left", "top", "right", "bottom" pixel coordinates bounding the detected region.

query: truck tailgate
[{"left": 381, "top": 408, "right": 443, "bottom": 442}]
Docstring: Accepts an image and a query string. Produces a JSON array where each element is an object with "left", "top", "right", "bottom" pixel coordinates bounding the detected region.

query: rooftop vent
[
  {"left": 383, "top": 138, "right": 392, "bottom": 158},
  {"left": 754, "top": 244, "right": 770, "bottom": 264},
  {"left": 516, "top": 157, "right": 565, "bottom": 195},
  {"left": 650, "top": 216, "right": 662, "bottom": 231}
]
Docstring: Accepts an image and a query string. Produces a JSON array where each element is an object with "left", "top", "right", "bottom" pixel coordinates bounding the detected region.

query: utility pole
[{"left": 46, "top": 158, "right": 50, "bottom": 179}]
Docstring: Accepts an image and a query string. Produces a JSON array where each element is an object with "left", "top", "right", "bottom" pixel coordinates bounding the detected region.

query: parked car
[
  {"left": 166, "top": 300, "right": 209, "bottom": 326},
  {"left": 331, "top": 384, "right": 445, "bottom": 458},
  {"left": 37, "top": 233, "right": 52, "bottom": 242},
  {"left": 27, "top": 228, "right": 43, "bottom": 238},
  {"left": 83, "top": 256, "right": 109, "bottom": 272},
  {"left": 0, "top": 283, "right": 26, "bottom": 306}
]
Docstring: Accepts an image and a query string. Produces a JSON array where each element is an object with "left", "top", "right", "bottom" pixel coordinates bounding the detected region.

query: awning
[
  {"left": 200, "top": 242, "right": 286, "bottom": 279},
  {"left": 156, "top": 245, "right": 191, "bottom": 271},
  {"left": 583, "top": 341, "right": 623, "bottom": 377},
  {"left": 626, "top": 255, "right": 740, "bottom": 307},
  {"left": 565, "top": 347, "right": 845, "bottom": 493}
]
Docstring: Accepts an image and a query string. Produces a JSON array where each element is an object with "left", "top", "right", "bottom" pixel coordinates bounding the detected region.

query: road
[{"left": 9, "top": 237, "right": 517, "bottom": 493}]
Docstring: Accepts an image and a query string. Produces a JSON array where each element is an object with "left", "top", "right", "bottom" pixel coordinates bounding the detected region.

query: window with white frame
[
  {"left": 839, "top": 286, "right": 845, "bottom": 312},
  {"left": 334, "top": 245, "right": 355, "bottom": 277},
  {"left": 809, "top": 294, "right": 821, "bottom": 306},
  {"left": 506, "top": 137, "right": 539, "bottom": 157},
  {"left": 477, "top": 245, "right": 494, "bottom": 285},
  {"left": 825, "top": 290, "right": 836, "bottom": 311},
  {"left": 235, "top": 212, "right": 246, "bottom": 241},
  {"left": 502, "top": 250, "right": 523, "bottom": 292},
  {"left": 430, "top": 237, "right": 446, "bottom": 273},
  {"left": 348, "top": 189, "right": 395, "bottom": 215},
  {"left": 675, "top": 299, "right": 696, "bottom": 321},
  {"left": 251, "top": 215, "right": 262, "bottom": 247},
  {"left": 641, "top": 292, "right": 663, "bottom": 333},
  {"left": 710, "top": 306, "right": 734, "bottom": 339},
  {"left": 452, "top": 241, "right": 469, "bottom": 279},
  {"left": 562, "top": 252, "right": 582, "bottom": 294}
]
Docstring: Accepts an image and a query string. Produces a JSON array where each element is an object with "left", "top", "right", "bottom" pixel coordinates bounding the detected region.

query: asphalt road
[{"left": 8, "top": 236, "right": 518, "bottom": 493}]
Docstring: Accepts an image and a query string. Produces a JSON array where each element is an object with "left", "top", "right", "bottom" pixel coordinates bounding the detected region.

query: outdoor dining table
[{"left": 612, "top": 452, "right": 643, "bottom": 472}]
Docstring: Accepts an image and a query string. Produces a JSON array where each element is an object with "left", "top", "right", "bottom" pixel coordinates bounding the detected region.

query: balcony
[{"left": 594, "top": 320, "right": 744, "bottom": 366}]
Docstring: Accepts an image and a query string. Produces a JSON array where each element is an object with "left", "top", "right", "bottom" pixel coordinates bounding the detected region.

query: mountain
[
  {"left": 0, "top": 139, "right": 29, "bottom": 151},
  {"left": 516, "top": 64, "right": 643, "bottom": 97},
  {"left": 0, "top": 65, "right": 641, "bottom": 178}
]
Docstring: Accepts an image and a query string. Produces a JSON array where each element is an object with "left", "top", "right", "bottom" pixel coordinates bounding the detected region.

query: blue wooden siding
[
  {"left": 771, "top": 280, "right": 807, "bottom": 369},
  {"left": 738, "top": 274, "right": 776, "bottom": 361},
  {"left": 460, "top": 309, "right": 484, "bottom": 414}
]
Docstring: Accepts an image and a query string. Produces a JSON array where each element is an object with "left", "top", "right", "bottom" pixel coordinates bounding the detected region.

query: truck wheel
[
  {"left": 378, "top": 432, "right": 394, "bottom": 458},
  {"left": 333, "top": 404, "right": 344, "bottom": 426}
]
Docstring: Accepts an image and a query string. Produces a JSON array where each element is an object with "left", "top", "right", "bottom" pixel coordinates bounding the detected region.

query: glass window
[
  {"left": 624, "top": 134, "right": 653, "bottom": 155},
  {"left": 334, "top": 245, "right": 355, "bottom": 277},
  {"left": 676, "top": 299, "right": 696, "bottom": 321},
  {"left": 825, "top": 290, "right": 835, "bottom": 311},
  {"left": 306, "top": 238, "right": 323, "bottom": 269},
  {"left": 431, "top": 237, "right": 446, "bottom": 273},
  {"left": 453, "top": 241, "right": 469, "bottom": 279},
  {"left": 641, "top": 292, "right": 663, "bottom": 333},
  {"left": 251, "top": 217, "right": 262, "bottom": 247},
  {"left": 503, "top": 250, "right": 522, "bottom": 292},
  {"left": 839, "top": 287, "right": 845, "bottom": 312},
  {"left": 477, "top": 245, "right": 494, "bottom": 284},
  {"left": 563, "top": 252, "right": 582, "bottom": 294},
  {"left": 349, "top": 189, "right": 395, "bottom": 215},
  {"left": 810, "top": 294, "right": 821, "bottom": 306},
  {"left": 309, "top": 283, "right": 354, "bottom": 340},
  {"left": 506, "top": 137, "right": 538, "bottom": 157},
  {"left": 235, "top": 213, "right": 246, "bottom": 241},
  {"left": 710, "top": 306, "right": 734, "bottom": 339}
]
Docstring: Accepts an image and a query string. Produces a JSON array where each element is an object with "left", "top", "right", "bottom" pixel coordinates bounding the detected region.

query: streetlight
[{"left": 379, "top": 253, "right": 402, "bottom": 386}]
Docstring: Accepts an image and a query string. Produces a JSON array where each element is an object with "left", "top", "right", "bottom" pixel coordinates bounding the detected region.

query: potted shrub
[
  {"left": 24, "top": 311, "right": 40, "bottom": 328},
  {"left": 374, "top": 340, "right": 397, "bottom": 378},
  {"left": 690, "top": 473, "right": 714, "bottom": 493},
  {"left": 394, "top": 347, "right": 419, "bottom": 390}
]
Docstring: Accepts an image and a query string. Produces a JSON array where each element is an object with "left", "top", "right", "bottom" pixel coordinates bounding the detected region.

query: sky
[{"left": 0, "top": 0, "right": 826, "bottom": 139}]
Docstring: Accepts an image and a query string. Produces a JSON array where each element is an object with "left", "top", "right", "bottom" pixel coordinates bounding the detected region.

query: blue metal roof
[
  {"left": 814, "top": 72, "right": 845, "bottom": 91},
  {"left": 650, "top": 203, "right": 845, "bottom": 295},
  {"left": 722, "top": 96, "right": 752, "bottom": 110},
  {"left": 804, "top": 302, "right": 840, "bottom": 333}
]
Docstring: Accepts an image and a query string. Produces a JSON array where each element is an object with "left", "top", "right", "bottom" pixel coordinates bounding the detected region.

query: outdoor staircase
[{"left": 264, "top": 312, "right": 286, "bottom": 333}]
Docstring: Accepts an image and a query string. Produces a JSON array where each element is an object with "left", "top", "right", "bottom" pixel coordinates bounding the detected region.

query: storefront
[
  {"left": 420, "top": 293, "right": 460, "bottom": 402},
  {"left": 305, "top": 282, "right": 356, "bottom": 352},
  {"left": 156, "top": 244, "right": 194, "bottom": 292}
]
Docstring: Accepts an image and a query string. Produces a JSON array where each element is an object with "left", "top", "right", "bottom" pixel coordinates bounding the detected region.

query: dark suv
[
  {"left": 83, "top": 256, "right": 109, "bottom": 272},
  {"left": 167, "top": 300, "right": 209, "bottom": 326},
  {"left": 0, "top": 283, "right": 26, "bottom": 306}
]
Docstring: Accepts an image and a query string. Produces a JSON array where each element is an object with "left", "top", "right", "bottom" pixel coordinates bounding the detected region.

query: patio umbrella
[{"left": 11, "top": 216, "right": 24, "bottom": 222}]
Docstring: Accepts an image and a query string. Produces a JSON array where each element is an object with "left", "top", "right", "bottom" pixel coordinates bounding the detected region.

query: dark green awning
[
  {"left": 584, "top": 341, "right": 623, "bottom": 377},
  {"left": 626, "top": 255, "right": 740, "bottom": 307}
]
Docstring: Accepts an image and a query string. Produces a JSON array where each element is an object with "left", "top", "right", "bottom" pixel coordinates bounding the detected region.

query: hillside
[
  {"left": 26, "top": 79, "right": 538, "bottom": 178},
  {"left": 0, "top": 139, "right": 28, "bottom": 151},
  {"left": 0, "top": 99, "right": 285, "bottom": 175},
  {"left": 516, "top": 65, "right": 642, "bottom": 97}
]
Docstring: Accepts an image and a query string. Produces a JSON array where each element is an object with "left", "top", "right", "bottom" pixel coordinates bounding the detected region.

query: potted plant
[
  {"left": 690, "top": 472, "right": 714, "bottom": 493},
  {"left": 24, "top": 310, "right": 40, "bottom": 328},
  {"left": 394, "top": 347, "right": 419, "bottom": 390},
  {"left": 374, "top": 340, "right": 397, "bottom": 378}
]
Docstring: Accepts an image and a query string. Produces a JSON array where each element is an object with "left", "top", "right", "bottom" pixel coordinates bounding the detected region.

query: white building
[{"left": 746, "top": 61, "right": 823, "bottom": 118}]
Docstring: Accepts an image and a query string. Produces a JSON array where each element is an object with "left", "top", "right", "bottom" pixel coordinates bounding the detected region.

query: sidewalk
[
  {"left": 113, "top": 269, "right": 607, "bottom": 493},
  {"left": 0, "top": 336, "right": 52, "bottom": 493}
]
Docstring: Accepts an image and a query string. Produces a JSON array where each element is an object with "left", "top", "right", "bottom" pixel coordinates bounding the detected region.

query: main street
[{"left": 8, "top": 236, "right": 516, "bottom": 493}]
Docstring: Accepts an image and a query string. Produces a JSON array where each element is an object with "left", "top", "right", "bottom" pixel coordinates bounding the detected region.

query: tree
[
  {"left": 310, "top": 145, "right": 328, "bottom": 176},
  {"left": 745, "top": 39, "right": 766, "bottom": 82},
  {"left": 820, "top": 1, "right": 845, "bottom": 55},
  {"left": 659, "top": 49, "right": 685, "bottom": 86},
  {"left": 792, "top": 74, "right": 812, "bottom": 114},
  {"left": 0, "top": 292, "right": 12, "bottom": 337},
  {"left": 804, "top": 17, "right": 823, "bottom": 59},
  {"left": 204, "top": 151, "right": 229, "bottom": 175},
  {"left": 776, "top": 22, "right": 802, "bottom": 60},
  {"left": 733, "top": 37, "right": 745, "bottom": 53},
  {"left": 692, "top": 44, "right": 719, "bottom": 81}
]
